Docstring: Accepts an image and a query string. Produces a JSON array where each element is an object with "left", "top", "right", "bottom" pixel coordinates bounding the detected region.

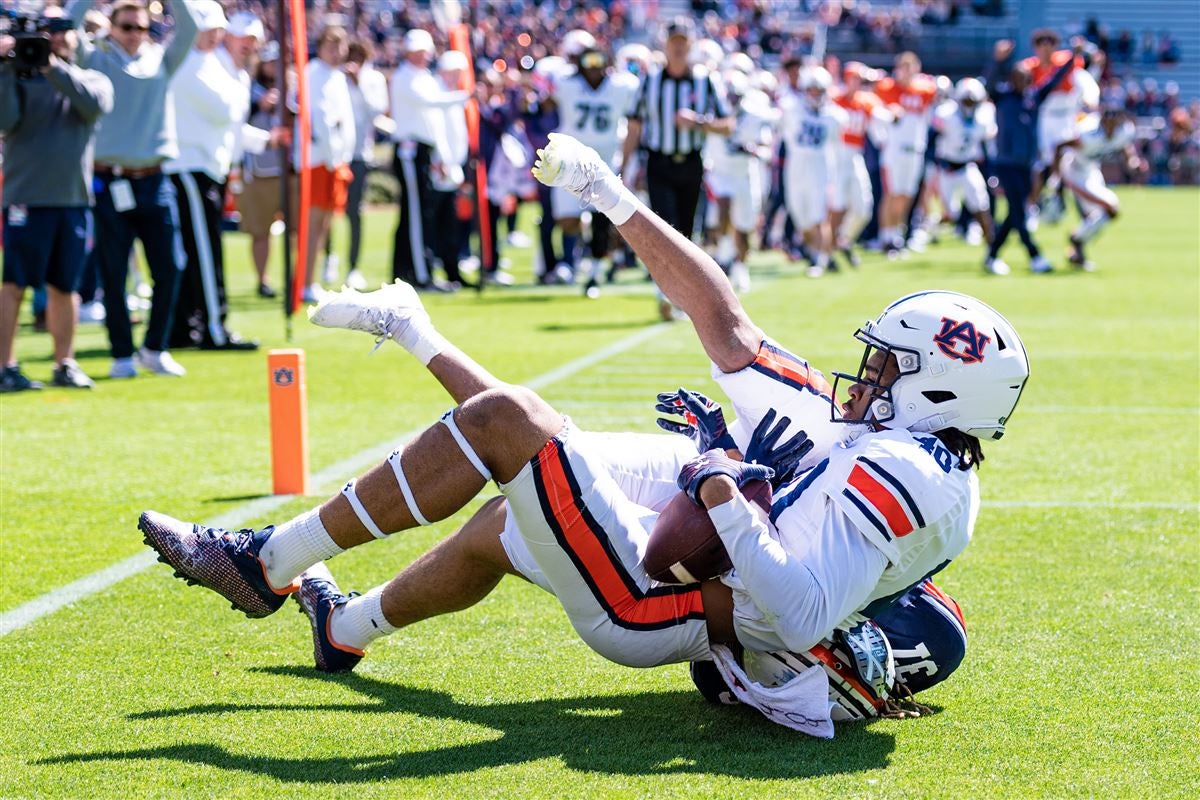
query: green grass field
[{"left": 2, "top": 189, "right": 1198, "bottom": 799}]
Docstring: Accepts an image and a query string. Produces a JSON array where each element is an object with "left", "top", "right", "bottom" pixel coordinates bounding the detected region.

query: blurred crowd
[{"left": 1, "top": 0, "right": 1196, "bottom": 394}]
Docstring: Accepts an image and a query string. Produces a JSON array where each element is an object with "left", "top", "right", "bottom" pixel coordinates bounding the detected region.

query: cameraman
[
  {"left": 70, "top": 0, "right": 198, "bottom": 379},
  {"left": 0, "top": 9, "right": 113, "bottom": 391}
]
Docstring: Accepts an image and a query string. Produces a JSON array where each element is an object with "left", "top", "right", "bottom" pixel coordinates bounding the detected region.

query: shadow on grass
[
  {"left": 40, "top": 666, "right": 896, "bottom": 781},
  {"left": 205, "top": 493, "right": 273, "bottom": 503}
]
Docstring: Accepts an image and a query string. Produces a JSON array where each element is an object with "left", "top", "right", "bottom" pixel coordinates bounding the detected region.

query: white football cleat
[
  {"left": 1029, "top": 255, "right": 1054, "bottom": 274},
  {"left": 532, "top": 132, "right": 613, "bottom": 199},
  {"left": 984, "top": 257, "right": 1011, "bottom": 276},
  {"left": 307, "top": 280, "right": 430, "bottom": 351}
]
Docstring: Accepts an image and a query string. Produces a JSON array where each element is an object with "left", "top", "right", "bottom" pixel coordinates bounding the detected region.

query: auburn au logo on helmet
[{"left": 933, "top": 317, "right": 991, "bottom": 364}]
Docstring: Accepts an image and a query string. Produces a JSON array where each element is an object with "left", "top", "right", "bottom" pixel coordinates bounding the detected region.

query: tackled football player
[{"left": 139, "top": 134, "right": 1029, "bottom": 733}]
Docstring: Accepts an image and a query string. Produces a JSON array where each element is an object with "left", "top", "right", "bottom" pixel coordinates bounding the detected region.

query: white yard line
[{"left": 0, "top": 323, "right": 670, "bottom": 638}]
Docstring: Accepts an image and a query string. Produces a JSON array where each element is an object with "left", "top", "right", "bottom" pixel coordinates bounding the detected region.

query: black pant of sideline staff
[
  {"left": 645, "top": 150, "right": 704, "bottom": 239},
  {"left": 988, "top": 163, "right": 1042, "bottom": 260},
  {"left": 391, "top": 141, "right": 434, "bottom": 287},
  {"left": 169, "top": 172, "right": 254, "bottom": 350},
  {"left": 427, "top": 188, "right": 467, "bottom": 286}
]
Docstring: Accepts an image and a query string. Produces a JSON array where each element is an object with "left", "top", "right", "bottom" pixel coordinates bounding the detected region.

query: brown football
[{"left": 643, "top": 479, "right": 773, "bottom": 585}]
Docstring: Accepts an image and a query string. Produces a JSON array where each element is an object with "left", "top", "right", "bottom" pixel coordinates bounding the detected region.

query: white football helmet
[
  {"left": 832, "top": 290, "right": 1030, "bottom": 440},
  {"left": 561, "top": 29, "right": 596, "bottom": 58},
  {"left": 954, "top": 77, "right": 987, "bottom": 106},
  {"left": 799, "top": 66, "right": 832, "bottom": 92},
  {"left": 690, "top": 38, "right": 724, "bottom": 69}
]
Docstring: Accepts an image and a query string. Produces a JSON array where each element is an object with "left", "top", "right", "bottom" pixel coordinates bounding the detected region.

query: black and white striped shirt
[{"left": 631, "top": 64, "right": 732, "bottom": 155}]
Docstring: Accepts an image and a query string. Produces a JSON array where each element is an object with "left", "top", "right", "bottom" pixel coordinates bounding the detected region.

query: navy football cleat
[
  {"left": 295, "top": 567, "right": 364, "bottom": 673},
  {"left": 138, "top": 511, "right": 298, "bottom": 618}
]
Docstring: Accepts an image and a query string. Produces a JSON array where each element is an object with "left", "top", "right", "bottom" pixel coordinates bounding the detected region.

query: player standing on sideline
[
  {"left": 703, "top": 69, "right": 779, "bottom": 293},
  {"left": 984, "top": 39, "right": 1079, "bottom": 274},
  {"left": 780, "top": 66, "right": 846, "bottom": 278},
  {"left": 543, "top": 46, "right": 640, "bottom": 298},
  {"left": 931, "top": 78, "right": 998, "bottom": 267},
  {"left": 873, "top": 53, "right": 937, "bottom": 258},
  {"left": 1020, "top": 29, "right": 1098, "bottom": 225},
  {"left": 139, "top": 132, "right": 1029, "bottom": 735},
  {"left": 830, "top": 62, "right": 888, "bottom": 269},
  {"left": 1059, "top": 108, "right": 1141, "bottom": 271}
]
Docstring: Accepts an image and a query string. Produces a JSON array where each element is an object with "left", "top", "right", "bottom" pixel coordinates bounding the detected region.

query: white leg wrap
[
  {"left": 439, "top": 409, "right": 493, "bottom": 481},
  {"left": 387, "top": 448, "right": 432, "bottom": 526},
  {"left": 341, "top": 478, "right": 388, "bottom": 539}
]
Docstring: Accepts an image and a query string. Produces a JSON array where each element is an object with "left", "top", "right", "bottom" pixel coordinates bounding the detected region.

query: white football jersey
[
  {"left": 780, "top": 94, "right": 846, "bottom": 171},
  {"left": 1076, "top": 118, "right": 1135, "bottom": 167},
  {"left": 710, "top": 338, "right": 979, "bottom": 655},
  {"left": 552, "top": 70, "right": 640, "bottom": 163},
  {"left": 933, "top": 101, "right": 996, "bottom": 163}
]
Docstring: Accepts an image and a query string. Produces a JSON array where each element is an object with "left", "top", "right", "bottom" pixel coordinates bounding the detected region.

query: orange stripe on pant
[
  {"left": 848, "top": 464, "right": 914, "bottom": 537},
  {"left": 535, "top": 439, "right": 704, "bottom": 628},
  {"left": 921, "top": 580, "right": 967, "bottom": 631}
]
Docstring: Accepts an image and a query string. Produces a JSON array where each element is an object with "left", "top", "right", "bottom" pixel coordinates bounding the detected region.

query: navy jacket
[{"left": 984, "top": 54, "right": 1074, "bottom": 167}]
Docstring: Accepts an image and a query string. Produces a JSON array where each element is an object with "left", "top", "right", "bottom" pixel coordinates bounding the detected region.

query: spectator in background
[
  {"left": 342, "top": 38, "right": 390, "bottom": 291},
  {"left": 1113, "top": 30, "right": 1134, "bottom": 63},
  {"left": 71, "top": 0, "right": 198, "bottom": 379},
  {"left": 0, "top": 7, "right": 112, "bottom": 391},
  {"left": 302, "top": 25, "right": 356, "bottom": 302},
  {"left": 389, "top": 29, "right": 469, "bottom": 291},
  {"left": 237, "top": 43, "right": 290, "bottom": 299},
  {"left": 1139, "top": 31, "right": 1158, "bottom": 66},
  {"left": 1158, "top": 33, "right": 1181, "bottom": 65},
  {"left": 428, "top": 49, "right": 472, "bottom": 289},
  {"left": 165, "top": 1, "right": 261, "bottom": 352}
]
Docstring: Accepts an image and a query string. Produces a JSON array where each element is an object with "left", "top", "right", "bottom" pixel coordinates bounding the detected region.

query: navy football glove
[
  {"left": 743, "top": 409, "right": 814, "bottom": 489},
  {"left": 677, "top": 450, "right": 774, "bottom": 506},
  {"left": 655, "top": 388, "right": 737, "bottom": 452}
]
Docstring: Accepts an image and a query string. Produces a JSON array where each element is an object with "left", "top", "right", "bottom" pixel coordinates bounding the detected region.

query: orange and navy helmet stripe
[{"left": 530, "top": 437, "right": 705, "bottom": 631}]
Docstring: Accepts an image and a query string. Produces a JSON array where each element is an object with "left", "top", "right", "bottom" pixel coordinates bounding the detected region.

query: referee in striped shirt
[{"left": 623, "top": 19, "right": 733, "bottom": 239}]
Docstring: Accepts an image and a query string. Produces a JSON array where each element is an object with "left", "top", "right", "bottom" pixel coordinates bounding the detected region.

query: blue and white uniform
[
  {"left": 779, "top": 93, "right": 846, "bottom": 230},
  {"left": 932, "top": 100, "right": 996, "bottom": 215}
]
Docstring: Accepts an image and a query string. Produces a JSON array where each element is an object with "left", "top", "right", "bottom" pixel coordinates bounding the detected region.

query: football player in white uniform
[
  {"left": 830, "top": 62, "right": 890, "bottom": 269},
  {"left": 703, "top": 70, "right": 779, "bottom": 292},
  {"left": 139, "top": 133, "right": 1029, "bottom": 737},
  {"left": 1059, "top": 107, "right": 1140, "bottom": 270},
  {"left": 544, "top": 46, "right": 640, "bottom": 296},
  {"left": 780, "top": 67, "right": 847, "bottom": 278},
  {"left": 931, "top": 78, "right": 998, "bottom": 256}
]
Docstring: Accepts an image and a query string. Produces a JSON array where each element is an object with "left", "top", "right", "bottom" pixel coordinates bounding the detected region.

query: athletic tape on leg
[
  {"left": 341, "top": 479, "right": 388, "bottom": 539},
  {"left": 439, "top": 410, "right": 492, "bottom": 481},
  {"left": 387, "top": 449, "right": 432, "bottom": 526}
]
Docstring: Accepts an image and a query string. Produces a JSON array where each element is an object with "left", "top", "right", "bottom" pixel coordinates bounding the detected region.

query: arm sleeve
[
  {"left": 1033, "top": 57, "right": 1075, "bottom": 106},
  {"left": 0, "top": 66, "right": 19, "bottom": 134},
  {"left": 240, "top": 123, "right": 271, "bottom": 155},
  {"left": 67, "top": 0, "right": 96, "bottom": 65},
  {"left": 163, "top": 0, "right": 199, "bottom": 76},
  {"left": 708, "top": 74, "right": 732, "bottom": 118},
  {"left": 402, "top": 70, "right": 469, "bottom": 108},
  {"left": 710, "top": 495, "right": 888, "bottom": 653},
  {"left": 983, "top": 55, "right": 1013, "bottom": 98},
  {"left": 45, "top": 62, "right": 114, "bottom": 123}
]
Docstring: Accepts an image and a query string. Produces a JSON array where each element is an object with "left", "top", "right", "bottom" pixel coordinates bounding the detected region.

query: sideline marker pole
[{"left": 267, "top": 349, "right": 310, "bottom": 495}]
